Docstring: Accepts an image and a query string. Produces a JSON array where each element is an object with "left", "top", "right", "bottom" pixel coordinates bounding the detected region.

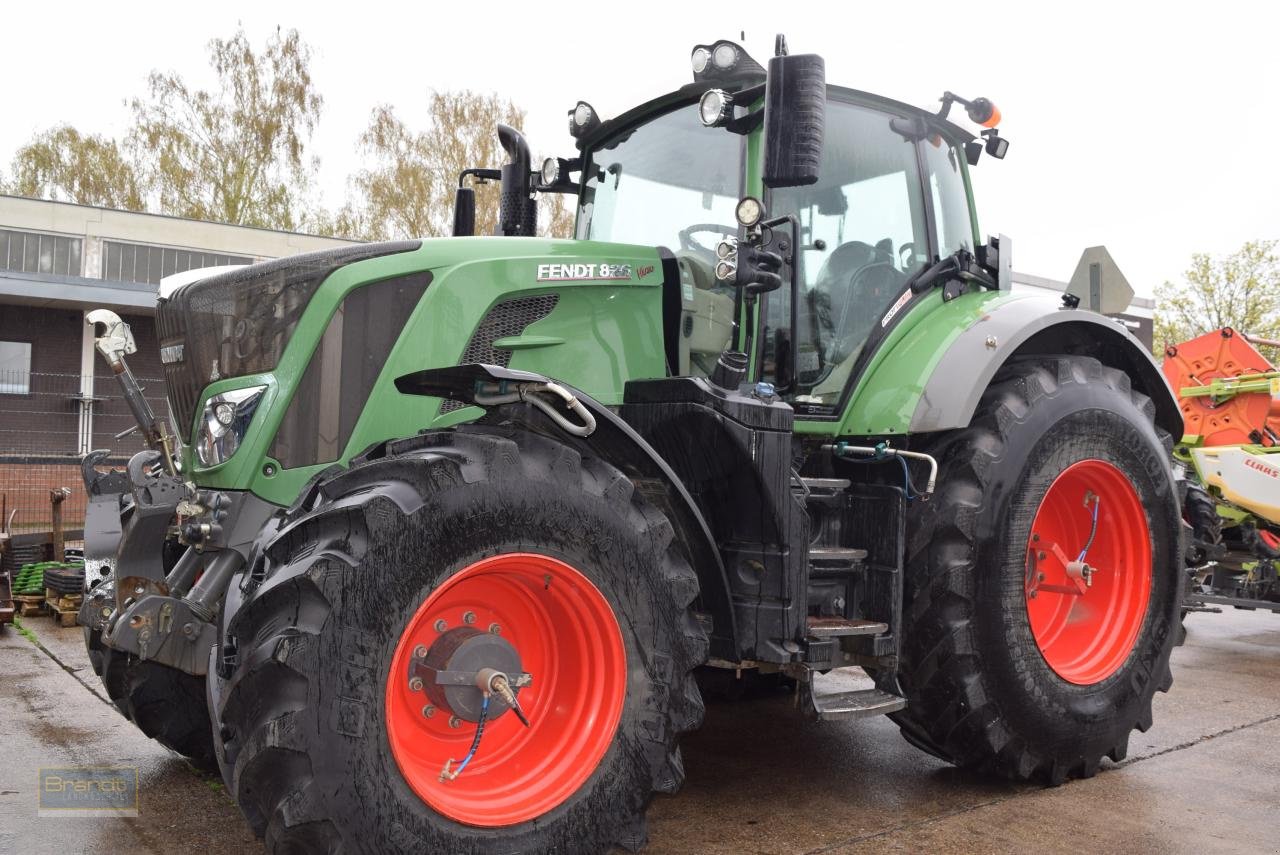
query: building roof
[{"left": 0, "top": 195, "right": 360, "bottom": 315}]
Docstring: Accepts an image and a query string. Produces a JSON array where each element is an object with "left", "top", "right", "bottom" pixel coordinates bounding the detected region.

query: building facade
[{"left": 0, "top": 194, "right": 355, "bottom": 545}]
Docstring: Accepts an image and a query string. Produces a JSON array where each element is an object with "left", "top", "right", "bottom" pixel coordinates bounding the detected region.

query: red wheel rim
[
  {"left": 1024, "top": 460, "right": 1152, "bottom": 685},
  {"left": 385, "top": 553, "right": 626, "bottom": 827},
  {"left": 1260, "top": 530, "right": 1280, "bottom": 550}
]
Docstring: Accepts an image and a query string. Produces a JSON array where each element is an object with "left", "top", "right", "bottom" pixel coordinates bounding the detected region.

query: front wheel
[
  {"left": 893, "top": 356, "right": 1182, "bottom": 783},
  {"left": 213, "top": 427, "right": 706, "bottom": 853}
]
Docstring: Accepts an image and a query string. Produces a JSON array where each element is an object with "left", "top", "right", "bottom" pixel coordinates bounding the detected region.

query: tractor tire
[
  {"left": 892, "top": 355, "right": 1182, "bottom": 784},
  {"left": 89, "top": 636, "right": 217, "bottom": 770},
  {"left": 212, "top": 426, "right": 706, "bottom": 854},
  {"left": 1184, "top": 481, "right": 1222, "bottom": 566}
]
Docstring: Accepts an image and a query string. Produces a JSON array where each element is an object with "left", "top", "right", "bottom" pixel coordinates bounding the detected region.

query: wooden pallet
[
  {"left": 14, "top": 595, "right": 46, "bottom": 617},
  {"left": 44, "top": 588, "right": 83, "bottom": 612},
  {"left": 47, "top": 602, "right": 79, "bottom": 627}
]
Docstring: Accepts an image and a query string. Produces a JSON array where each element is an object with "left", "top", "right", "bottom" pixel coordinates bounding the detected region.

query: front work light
[
  {"left": 541, "top": 157, "right": 561, "bottom": 185},
  {"left": 568, "top": 101, "right": 601, "bottom": 138},
  {"left": 735, "top": 196, "right": 764, "bottom": 228},
  {"left": 690, "top": 39, "right": 766, "bottom": 83},
  {"left": 699, "top": 89, "right": 734, "bottom": 127},
  {"left": 196, "top": 385, "right": 266, "bottom": 467},
  {"left": 691, "top": 46, "right": 711, "bottom": 74}
]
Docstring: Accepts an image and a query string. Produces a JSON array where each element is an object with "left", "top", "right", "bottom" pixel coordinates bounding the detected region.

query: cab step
[
  {"left": 806, "top": 616, "right": 887, "bottom": 638},
  {"left": 808, "top": 546, "right": 868, "bottom": 575},
  {"left": 799, "top": 477, "right": 851, "bottom": 494},
  {"left": 805, "top": 667, "right": 906, "bottom": 720}
]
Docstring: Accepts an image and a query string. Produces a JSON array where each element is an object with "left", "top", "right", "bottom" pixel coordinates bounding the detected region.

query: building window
[
  {"left": 101, "top": 240, "right": 252, "bottom": 285},
  {"left": 0, "top": 341, "right": 32, "bottom": 394},
  {"left": 0, "top": 229, "right": 82, "bottom": 277}
]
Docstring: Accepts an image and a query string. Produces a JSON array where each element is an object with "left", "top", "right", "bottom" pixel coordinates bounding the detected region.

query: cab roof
[{"left": 575, "top": 80, "right": 975, "bottom": 154}]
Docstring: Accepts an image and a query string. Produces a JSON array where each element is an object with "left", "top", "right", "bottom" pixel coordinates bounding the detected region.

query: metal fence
[{"left": 0, "top": 370, "right": 165, "bottom": 536}]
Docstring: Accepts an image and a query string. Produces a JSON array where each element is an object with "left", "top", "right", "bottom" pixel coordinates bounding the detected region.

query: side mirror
[
  {"left": 452, "top": 186, "right": 476, "bottom": 237},
  {"left": 763, "top": 53, "right": 825, "bottom": 188}
]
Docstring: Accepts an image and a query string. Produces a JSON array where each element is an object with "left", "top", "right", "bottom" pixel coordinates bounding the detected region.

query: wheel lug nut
[
  {"left": 413, "top": 644, "right": 428, "bottom": 659},
  {"left": 463, "top": 611, "right": 476, "bottom": 625},
  {"left": 422, "top": 705, "right": 435, "bottom": 718},
  {"left": 448, "top": 716, "right": 462, "bottom": 728},
  {"left": 488, "top": 623, "right": 501, "bottom": 635},
  {"left": 409, "top": 677, "right": 423, "bottom": 692},
  {"left": 434, "top": 619, "right": 448, "bottom": 632}
]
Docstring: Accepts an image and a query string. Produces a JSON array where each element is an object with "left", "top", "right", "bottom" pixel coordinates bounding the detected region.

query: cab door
[{"left": 759, "top": 96, "right": 976, "bottom": 429}]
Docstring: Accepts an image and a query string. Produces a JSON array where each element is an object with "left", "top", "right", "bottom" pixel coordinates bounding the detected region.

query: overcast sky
[{"left": 4, "top": 1, "right": 1276, "bottom": 296}]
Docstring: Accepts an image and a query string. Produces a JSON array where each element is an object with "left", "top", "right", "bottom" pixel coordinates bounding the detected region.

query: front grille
[
  {"left": 156, "top": 240, "right": 421, "bottom": 435},
  {"left": 440, "top": 293, "right": 560, "bottom": 413}
]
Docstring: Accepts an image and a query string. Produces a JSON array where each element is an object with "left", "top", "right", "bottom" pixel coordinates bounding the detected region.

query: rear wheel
[
  {"left": 214, "top": 427, "right": 706, "bottom": 853},
  {"left": 893, "top": 356, "right": 1182, "bottom": 783}
]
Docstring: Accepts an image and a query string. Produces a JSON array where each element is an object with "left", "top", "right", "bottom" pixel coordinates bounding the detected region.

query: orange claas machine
[{"left": 1164, "top": 327, "right": 1280, "bottom": 612}]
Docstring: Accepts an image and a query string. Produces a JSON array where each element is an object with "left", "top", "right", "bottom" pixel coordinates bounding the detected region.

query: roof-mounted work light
[{"left": 568, "top": 101, "right": 601, "bottom": 138}]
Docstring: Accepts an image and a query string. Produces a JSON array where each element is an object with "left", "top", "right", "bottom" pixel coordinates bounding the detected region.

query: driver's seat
[{"left": 814, "top": 240, "right": 905, "bottom": 346}]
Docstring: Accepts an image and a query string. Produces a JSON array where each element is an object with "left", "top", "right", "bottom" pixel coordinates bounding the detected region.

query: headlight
[{"left": 195, "top": 386, "right": 266, "bottom": 468}]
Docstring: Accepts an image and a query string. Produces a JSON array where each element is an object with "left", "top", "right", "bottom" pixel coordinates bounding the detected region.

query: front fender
[{"left": 395, "top": 363, "right": 738, "bottom": 660}]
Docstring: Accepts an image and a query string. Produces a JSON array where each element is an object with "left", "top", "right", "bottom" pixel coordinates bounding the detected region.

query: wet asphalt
[{"left": 0, "top": 609, "right": 1277, "bottom": 855}]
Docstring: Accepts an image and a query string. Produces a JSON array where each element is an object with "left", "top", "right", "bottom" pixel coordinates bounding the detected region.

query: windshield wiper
[{"left": 907, "top": 248, "right": 996, "bottom": 295}]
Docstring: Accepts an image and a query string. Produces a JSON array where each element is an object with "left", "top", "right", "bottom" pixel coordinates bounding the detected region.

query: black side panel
[
  {"left": 157, "top": 240, "right": 420, "bottom": 433},
  {"left": 269, "top": 272, "right": 430, "bottom": 469},
  {"left": 657, "top": 247, "right": 682, "bottom": 375},
  {"left": 842, "top": 484, "right": 905, "bottom": 667},
  {"left": 622, "top": 377, "right": 807, "bottom": 663}
]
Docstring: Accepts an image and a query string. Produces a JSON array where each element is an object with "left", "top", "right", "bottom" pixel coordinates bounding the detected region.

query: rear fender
[{"left": 909, "top": 297, "right": 1182, "bottom": 438}]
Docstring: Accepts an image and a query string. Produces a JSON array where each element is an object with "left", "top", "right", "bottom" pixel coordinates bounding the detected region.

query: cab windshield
[{"left": 577, "top": 103, "right": 743, "bottom": 254}]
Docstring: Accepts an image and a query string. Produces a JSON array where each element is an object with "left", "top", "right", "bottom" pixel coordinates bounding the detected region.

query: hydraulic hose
[
  {"left": 473, "top": 381, "right": 597, "bottom": 437},
  {"left": 823, "top": 442, "right": 938, "bottom": 498}
]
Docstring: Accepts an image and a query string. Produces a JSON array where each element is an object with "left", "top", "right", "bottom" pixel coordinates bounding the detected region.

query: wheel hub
[
  {"left": 1023, "top": 459, "right": 1152, "bottom": 685},
  {"left": 413, "top": 628, "right": 529, "bottom": 723}
]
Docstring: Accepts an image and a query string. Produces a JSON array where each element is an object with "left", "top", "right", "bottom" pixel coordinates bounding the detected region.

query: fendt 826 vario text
[{"left": 81, "top": 37, "right": 1184, "bottom": 854}]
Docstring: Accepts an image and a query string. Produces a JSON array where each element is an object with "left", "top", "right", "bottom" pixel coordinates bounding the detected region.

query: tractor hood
[{"left": 162, "top": 236, "right": 671, "bottom": 502}]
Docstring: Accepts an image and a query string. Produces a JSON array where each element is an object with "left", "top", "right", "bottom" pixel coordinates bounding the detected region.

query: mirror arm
[
  {"left": 723, "top": 110, "right": 764, "bottom": 136},
  {"left": 459, "top": 167, "right": 501, "bottom": 187}
]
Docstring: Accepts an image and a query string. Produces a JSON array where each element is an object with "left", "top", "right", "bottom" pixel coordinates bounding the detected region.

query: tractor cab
[{"left": 471, "top": 36, "right": 1011, "bottom": 420}]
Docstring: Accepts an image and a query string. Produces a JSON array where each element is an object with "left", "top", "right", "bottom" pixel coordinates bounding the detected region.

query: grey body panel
[{"left": 910, "top": 295, "right": 1180, "bottom": 435}]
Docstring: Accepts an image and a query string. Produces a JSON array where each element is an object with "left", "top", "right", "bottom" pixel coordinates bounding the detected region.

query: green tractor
[{"left": 81, "top": 36, "right": 1184, "bottom": 854}]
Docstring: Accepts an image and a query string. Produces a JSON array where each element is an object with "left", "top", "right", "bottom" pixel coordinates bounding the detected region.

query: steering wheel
[{"left": 677, "top": 223, "right": 737, "bottom": 257}]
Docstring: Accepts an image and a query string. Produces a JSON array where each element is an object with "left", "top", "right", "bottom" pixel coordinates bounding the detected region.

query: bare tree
[{"left": 342, "top": 91, "right": 575, "bottom": 240}]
